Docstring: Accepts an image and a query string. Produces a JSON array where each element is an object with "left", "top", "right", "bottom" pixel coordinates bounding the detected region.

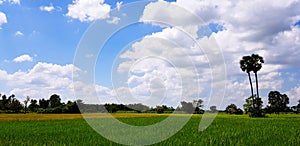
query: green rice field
[{"left": 0, "top": 114, "right": 299, "bottom": 145}]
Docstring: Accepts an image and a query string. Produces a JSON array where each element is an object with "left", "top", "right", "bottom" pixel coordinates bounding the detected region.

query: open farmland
[{"left": 0, "top": 114, "right": 299, "bottom": 145}]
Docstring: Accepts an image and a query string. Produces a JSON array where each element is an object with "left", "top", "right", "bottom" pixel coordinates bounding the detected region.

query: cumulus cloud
[
  {"left": 39, "top": 4, "right": 55, "bottom": 12},
  {"left": 112, "top": 0, "right": 300, "bottom": 108},
  {"left": 13, "top": 54, "right": 33, "bottom": 63},
  {"left": 0, "top": 62, "right": 114, "bottom": 103},
  {"left": 66, "top": 0, "right": 111, "bottom": 22},
  {"left": 0, "top": 11, "right": 7, "bottom": 29},
  {"left": 286, "top": 86, "right": 300, "bottom": 106}
]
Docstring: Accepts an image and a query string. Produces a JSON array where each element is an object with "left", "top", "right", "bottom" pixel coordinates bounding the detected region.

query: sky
[{"left": 0, "top": 0, "right": 300, "bottom": 109}]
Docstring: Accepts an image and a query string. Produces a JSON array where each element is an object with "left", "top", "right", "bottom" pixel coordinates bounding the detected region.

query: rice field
[{"left": 0, "top": 114, "right": 299, "bottom": 145}]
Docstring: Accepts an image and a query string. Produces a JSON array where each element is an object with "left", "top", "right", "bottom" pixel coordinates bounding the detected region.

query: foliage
[
  {"left": 179, "top": 99, "right": 204, "bottom": 114},
  {"left": 24, "top": 96, "right": 30, "bottom": 114},
  {"left": 209, "top": 106, "right": 218, "bottom": 113},
  {"left": 28, "top": 99, "right": 39, "bottom": 112},
  {"left": 39, "top": 98, "right": 49, "bottom": 109},
  {"left": 240, "top": 54, "right": 264, "bottom": 117},
  {"left": 266, "top": 91, "right": 290, "bottom": 114},
  {"left": 0, "top": 94, "right": 23, "bottom": 113},
  {"left": 240, "top": 55, "right": 255, "bottom": 97},
  {"left": 244, "top": 95, "right": 265, "bottom": 117},
  {"left": 49, "top": 94, "right": 62, "bottom": 108},
  {"left": 225, "top": 104, "right": 243, "bottom": 115},
  {"left": 155, "top": 106, "right": 165, "bottom": 114},
  {"left": 180, "top": 101, "right": 194, "bottom": 114}
]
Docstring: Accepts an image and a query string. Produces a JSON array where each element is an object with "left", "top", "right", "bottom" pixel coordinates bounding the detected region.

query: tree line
[
  {"left": 0, "top": 94, "right": 80, "bottom": 113},
  {"left": 0, "top": 94, "right": 207, "bottom": 114},
  {"left": 225, "top": 91, "right": 300, "bottom": 115}
]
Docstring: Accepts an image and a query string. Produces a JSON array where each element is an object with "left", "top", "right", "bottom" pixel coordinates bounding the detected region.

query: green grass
[{"left": 0, "top": 114, "right": 299, "bottom": 145}]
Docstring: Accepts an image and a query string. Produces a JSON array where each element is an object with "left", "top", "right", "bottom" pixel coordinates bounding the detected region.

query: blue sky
[{"left": 0, "top": 0, "right": 300, "bottom": 109}]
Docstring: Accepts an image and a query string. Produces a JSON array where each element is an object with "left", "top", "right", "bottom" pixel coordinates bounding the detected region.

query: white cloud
[
  {"left": 0, "top": 62, "right": 107, "bottom": 103},
  {"left": 13, "top": 54, "right": 33, "bottom": 63},
  {"left": 0, "top": 11, "right": 7, "bottom": 29},
  {"left": 66, "top": 0, "right": 111, "bottom": 22},
  {"left": 286, "top": 86, "right": 300, "bottom": 106},
  {"left": 40, "top": 4, "right": 55, "bottom": 12},
  {"left": 0, "top": 62, "right": 118, "bottom": 104},
  {"left": 113, "top": 0, "right": 300, "bottom": 108},
  {"left": 15, "top": 31, "right": 24, "bottom": 36},
  {"left": 0, "top": 0, "right": 20, "bottom": 5},
  {"left": 116, "top": 1, "right": 123, "bottom": 11},
  {"left": 106, "top": 16, "right": 120, "bottom": 24}
]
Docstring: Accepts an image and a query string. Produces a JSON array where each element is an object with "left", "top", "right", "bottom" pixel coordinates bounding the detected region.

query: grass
[{"left": 0, "top": 114, "right": 299, "bottom": 145}]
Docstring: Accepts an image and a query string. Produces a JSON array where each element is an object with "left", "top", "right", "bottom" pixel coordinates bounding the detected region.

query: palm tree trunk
[
  {"left": 255, "top": 72, "right": 259, "bottom": 98},
  {"left": 248, "top": 72, "right": 254, "bottom": 97},
  {"left": 248, "top": 72, "right": 255, "bottom": 108}
]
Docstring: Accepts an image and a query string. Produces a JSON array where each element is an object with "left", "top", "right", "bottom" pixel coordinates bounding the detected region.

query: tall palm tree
[
  {"left": 251, "top": 54, "right": 264, "bottom": 98},
  {"left": 240, "top": 56, "right": 254, "bottom": 97}
]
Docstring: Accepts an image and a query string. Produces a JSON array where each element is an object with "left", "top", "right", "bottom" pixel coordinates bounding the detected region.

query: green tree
[
  {"left": 225, "top": 104, "right": 238, "bottom": 114},
  {"left": 240, "top": 54, "right": 264, "bottom": 117},
  {"left": 24, "top": 96, "right": 30, "bottom": 114},
  {"left": 268, "top": 91, "right": 289, "bottom": 114},
  {"left": 225, "top": 104, "right": 243, "bottom": 115},
  {"left": 28, "top": 99, "right": 39, "bottom": 112},
  {"left": 63, "top": 101, "right": 80, "bottom": 113},
  {"left": 10, "top": 98, "right": 23, "bottom": 113},
  {"left": 245, "top": 95, "right": 264, "bottom": 117},
  {"left": 210, "top": 106, "right": 217, "bottom": 113},
  {"left": 180, "top": 101, "right": 194, "bottom": 114},
  {"left": 251, "top": 54, "right": 264, "bottom": 98},
  {"left": 49, "top": 94, "right": 62, "bottom": 108},
  {"left": 240, "top": 55, "right": 255, "bottom": 98},
  {"left": 243, "top": 97, "right": 252, "bottom": 114},
  {"left": 39, "top": 98, "right": 49, "bottom": 109},
  {"left": 155, "top": 106, "right": 164, "bottom": 114}
]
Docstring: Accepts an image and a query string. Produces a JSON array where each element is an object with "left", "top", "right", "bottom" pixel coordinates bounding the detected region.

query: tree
[
  {"left": 28, "top": 99, "right": 39, "bottom": 112},
  {"left": 251, "top": 54, "right": 264, "bottom": 98},
  {"left": 49, "top": 94, "right": 62, "bottom": 108},
  {"left": 268, "top": 91, "right": 289, "bottom": 114},
  {"left": 210, "top": 106, "right": 217, "bottom": 113},
  {"left": 240, "top": 54, "right": 264, "bottom": 117},
  {"left": 63, "top": 101, "right": 80, "bottom": 113},
  {"left": 243, "top": 97, "right": 251, "bottom": 114},
  {"left": 225, "top": 104, "right": 238, "bottom": 114},
  {"left": 240, "top": 55, "right": 255, "bottom": 98},
  {"left": 24, "top": 96, "right": 30, "bottom": 114},
  {"left": 155, "top": 106, "right": 164, "bottom": 114},
  {"left": 10, "top": 98, "right": 23, "bottom": 113},
  {"left": 225, "top": 104, "right": 243, "bottom": 115},
  {"left": 193, "top": 99, "right": 204, "bottom": 114},
  {"left": 193, "top": 99, "right": 203, "bottom": 109},
  {"left": 180, "top": 101, "right": 194, "bottom": 114},
  {"left": 245, "top": 95, "right": 264, "bottom": 117},
  {"left": 39, "top": 98, "right": 49, "bottom": 109}
]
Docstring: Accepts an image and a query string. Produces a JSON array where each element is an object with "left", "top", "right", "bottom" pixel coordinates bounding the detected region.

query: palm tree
[
  {"left": 240, "top": 56, "right": 254, "bottom": 97},
  {"left": 251, "top": 54, "right": 264, "bottom": 98},
  {"left": 24, "top": 96, "right": 30, "bottom": 114}
]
